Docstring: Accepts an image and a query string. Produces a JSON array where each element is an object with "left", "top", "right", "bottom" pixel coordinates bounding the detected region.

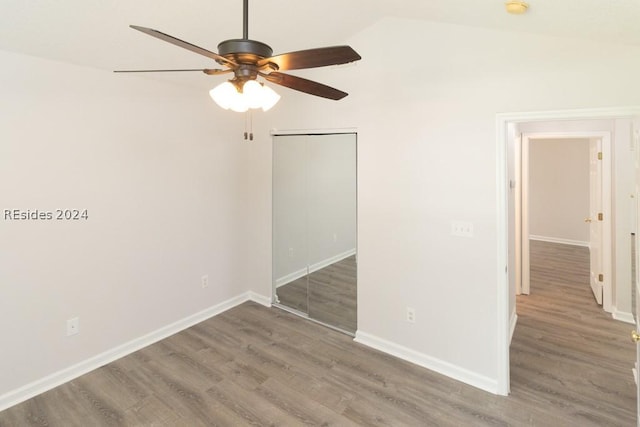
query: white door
[
  {"left": 588, "top": 138, "right": 603, "bottom": 305},
  {"left": 507, "top": 128, "right": 523, "bottom": 295},
  {"left": 521, "top": 135, "right": 530, "bottom": 295}
]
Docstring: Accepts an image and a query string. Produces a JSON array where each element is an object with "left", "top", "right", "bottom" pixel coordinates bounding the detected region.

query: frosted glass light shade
[
  {"left": 209, "top": 80, "right": 280, "bottom": 112},
  {"left": 243, "top": 80, "right": 264, "bottom": 109},
  {"left": 261, "top": 84, "right": 281, "bottom": 111},
  {"left": 209, "top": 81, "right": 238, "bottom": 110},
  {"left": 229, "top": 93, "right": 249, "bottom": 112}
]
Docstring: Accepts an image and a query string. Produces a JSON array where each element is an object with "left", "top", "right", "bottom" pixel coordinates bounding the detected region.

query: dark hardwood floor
[
  {"left": 276, "top": 255, "right": 357, "bottom": 333},
  {"left": 0, "top": 241, "right": 635, "bottom": 425}
]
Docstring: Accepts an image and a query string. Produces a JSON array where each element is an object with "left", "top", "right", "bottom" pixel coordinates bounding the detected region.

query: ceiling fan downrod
[
  {"left": 216, "top": 0, "right": 273, "bottom": 67},
  {"left": 243, "top": 0, "right": 249, "bottom": 40}
]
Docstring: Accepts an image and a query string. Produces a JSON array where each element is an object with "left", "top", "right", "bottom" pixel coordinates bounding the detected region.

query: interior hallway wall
[
  {"left": 528, "top": 138, "right": 590, "bottom": 245},
  {"left": 0, "top": 49, "right": 250, "bottom": 402}
]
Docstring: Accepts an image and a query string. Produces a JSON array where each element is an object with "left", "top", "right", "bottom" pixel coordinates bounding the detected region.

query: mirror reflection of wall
[{"left": 272, "top": 133, "right": 357, "bottom": 333}]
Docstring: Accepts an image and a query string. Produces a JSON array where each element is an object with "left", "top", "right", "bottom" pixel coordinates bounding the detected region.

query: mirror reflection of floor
[{"left": 276, "top": 255, "right": 357, "bottom": 333}]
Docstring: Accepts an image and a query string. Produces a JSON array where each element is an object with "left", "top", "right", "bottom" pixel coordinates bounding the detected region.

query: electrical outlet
[
  {"left": 201, "top": 275, "right": 209, "bottom": 288},
  {"left": 451, "top": 220, "right": 474, "bottom": 237},
  {"left": 333, "top": 233, "right": 338, "bottom": 243},
  {"left": 406, "top": 307, "right": 416, "bottom": 323},
  {"left": 66, "top": 317, "right": 79, "bottom": 336},
  {"left": 289, "top": 247, "right": 294, "bottom": 257}
]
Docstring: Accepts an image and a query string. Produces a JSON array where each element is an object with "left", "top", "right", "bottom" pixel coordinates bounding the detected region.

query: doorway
[
  {"left": 271, "top": 132, "right": 357, "bottom": 334},
  {"left": 518, "top": 132, "right": 612, "bottom": 308},
  {"left": 496, "top": 108, "right": 640, "bottom": 395}
]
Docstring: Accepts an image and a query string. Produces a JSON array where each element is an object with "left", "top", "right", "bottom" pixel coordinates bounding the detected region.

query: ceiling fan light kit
[
  {"left": 115, "top": 0, "right": 361, "bottom": 113},
  {"left": 505, "top": 0, "right": 529, "bottom": 14},
  {"left": 210, "top": 80, "right": 280, "bottom": 112}
]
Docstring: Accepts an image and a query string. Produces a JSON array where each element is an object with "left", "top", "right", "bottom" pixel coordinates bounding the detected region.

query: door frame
[
  {"left": 519, "top": 131, "right": 612, "bottom": 308},
  {"left": 496, "top": 107, "right": 640, "bottom": 396}
]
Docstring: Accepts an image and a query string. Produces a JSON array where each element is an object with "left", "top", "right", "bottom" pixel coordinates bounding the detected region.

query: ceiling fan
[{"left": 115, "top": 0, "right": 362, "bottom": 112}]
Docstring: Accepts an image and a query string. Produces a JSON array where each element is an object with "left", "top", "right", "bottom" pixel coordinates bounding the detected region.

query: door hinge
[
  {"left": 598, "top": 212, "right": 603, "bottom": 221},
  {"left": 598, "top": 273, "right": 604, "bottom": 282},
  {"left": 597, "top": 152, "right": 603, "bottom": 160}
]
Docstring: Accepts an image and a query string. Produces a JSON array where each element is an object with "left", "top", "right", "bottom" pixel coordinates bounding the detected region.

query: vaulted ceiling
[{"left": 1, "top": 0, "right": 638, "bottom": 89}]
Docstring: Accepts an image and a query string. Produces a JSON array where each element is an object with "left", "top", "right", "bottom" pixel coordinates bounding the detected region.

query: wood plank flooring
[
  {"left": 511, "top": 240, "right": 636, "bottom": 426},
  {"left": 276, "top": 255, "right": 357, "bottom": 333},
  {"left": 0, "top": 241, "right": 636, "bottom": 426}
]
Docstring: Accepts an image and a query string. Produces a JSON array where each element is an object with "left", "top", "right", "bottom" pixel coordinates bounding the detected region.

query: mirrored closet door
[{"left": 272, "top": 132, "right": 357, "bottom": 333}]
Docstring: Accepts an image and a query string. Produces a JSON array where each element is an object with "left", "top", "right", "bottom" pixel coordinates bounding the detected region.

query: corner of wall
[{"left": 0, "top": 290, "right": 271, "bottom": 412}]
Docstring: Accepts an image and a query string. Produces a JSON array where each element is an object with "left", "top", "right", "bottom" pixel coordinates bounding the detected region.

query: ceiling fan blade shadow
[
  {"left": 258, "top": 46, "right": 361, "bottom": 71},
  {"left": 130, "top": 25, "right": 236, "bottom": 67},
  {"left": 264, "top": 72, "right": 348, "bottom": 100}
]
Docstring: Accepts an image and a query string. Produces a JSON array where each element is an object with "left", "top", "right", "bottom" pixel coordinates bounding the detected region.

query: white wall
[
  {"left": 246, "top": 18, "right": 640, "bottom": 392},
  {"left": 528, "top": 138, "right": 590, "bottom": 244},
  {"left": 0, "top": 49, "right": 251, "bottom": 402},
  {"left": 4, "top": 15, "right": 640, "bottom": 403}
]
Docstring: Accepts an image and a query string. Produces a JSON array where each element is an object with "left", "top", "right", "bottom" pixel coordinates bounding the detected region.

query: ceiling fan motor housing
[
  {"left": 217, "top": 39, "right": 277, "bottom": 85},
  {"left": 218, "top": 39, "right": 273, "bottom": 62}
]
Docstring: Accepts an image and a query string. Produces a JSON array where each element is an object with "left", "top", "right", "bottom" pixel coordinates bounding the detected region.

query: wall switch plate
[
  {"left": 201, "top": 275, "right": 209, "bottom": 288},
  {"left": 67, "top": 317, "right": 79, "bottom": 336},
  {"left": 288, "top": 247, "right": 294, "bottom": 257},
  {"left": 406, "top": 307, "right": 416, "bottom": 323},
  {"left": 451, "top": 220, "right": 474, "bottom": 237}
]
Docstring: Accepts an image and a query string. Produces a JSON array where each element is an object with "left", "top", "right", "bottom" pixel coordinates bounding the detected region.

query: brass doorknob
[
  {"left": 584, "top": 218, "right": 592, "bottom": 223},
  {"left": 632, "top": 330, "right": 640, "bottom": 343}
]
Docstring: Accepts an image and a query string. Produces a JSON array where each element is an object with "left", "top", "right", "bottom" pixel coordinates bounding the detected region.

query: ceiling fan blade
[
  {"left": 114, "top": 68, "right": 231, "bottom": 75},
  {"left": 130, "top": 25, "right": 236, "bottom": 67},
  {"left": 258, "top": 46, "right": 361, "bottom": 71},
  {"left": 264, "top": 72, "right": 348, "bottom": 100}
]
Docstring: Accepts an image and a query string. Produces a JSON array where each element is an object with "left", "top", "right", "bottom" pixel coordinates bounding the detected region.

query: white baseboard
[
  {"left": 275, "top": 249, "right": 356, "bottom": 288},
  {"left": 510, "top": 310, "right": 518, "bottom": 345},
  {"left": 247, "top": 291, "right": 272, "bottom": 307},
  {"left": 275, "top": 267, "right": 308, "bottom": 288},
  {"left": 612, "top": 309, "right": 635, "bottom": 324},
  {"left": 354, "top": 331, "right": 499, "bottom": 394},
  {"left": 529, "top": 235, "right": 589, "bottom": 247},
  {"left": 0, "top": 291, "right": 270, "bottom": 412}
]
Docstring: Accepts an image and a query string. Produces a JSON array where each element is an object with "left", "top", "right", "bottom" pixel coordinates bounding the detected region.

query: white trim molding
[
  {"left": 529, "top": 235, "right": 589, "bottom": 248},
  {"left": 612, "top": 308, "right": 635, "bottom": 324},
  {"left": 0, "top": 291, "right": 271, "bottom": 412},
  {"left": 270, "top": 127, "right": 357, "bottom": 136},
  {"left": 354, "top": 331, "right": 499, "bottom": 395}
]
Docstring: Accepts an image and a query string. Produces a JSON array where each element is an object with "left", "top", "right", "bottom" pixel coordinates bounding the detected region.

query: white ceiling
[{"left": 1, "top": 0, "right": 639, "bottom": 89}]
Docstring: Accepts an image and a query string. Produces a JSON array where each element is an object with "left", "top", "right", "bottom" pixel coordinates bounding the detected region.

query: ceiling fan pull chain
[
  {"left": 243, "top": 110, "right": 253, "bottom": 141},
  {"left": 243, "top": 111, "right": 248, "bottom": 140}
]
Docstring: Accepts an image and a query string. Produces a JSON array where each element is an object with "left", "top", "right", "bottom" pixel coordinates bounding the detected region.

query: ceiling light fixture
[
  {"left": 209, "top": 79, "right": 281, "bottom": 112},
  {"left": 505, "top": 0, "right": 529, "bottom": 14}
]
